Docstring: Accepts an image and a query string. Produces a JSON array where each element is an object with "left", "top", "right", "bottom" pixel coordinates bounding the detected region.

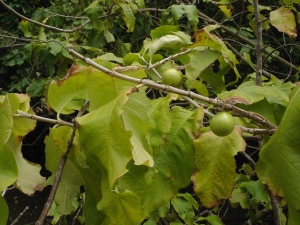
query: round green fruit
[
  {"left": 162, "top": 68, "right": 183, "bottom": 87},
  {"left": 210, "top": 112, "right": 235, "bottom": 137}
]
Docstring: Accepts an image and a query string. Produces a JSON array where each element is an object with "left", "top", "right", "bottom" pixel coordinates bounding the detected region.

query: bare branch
[
  {"left": 253, "top": 0, "right": 263, "bottom": 86},
  {"left": 16, "top": 110, "right": 74, "bottom": 127},
  {"left": 0, "top": 0, "right": 89, "bottom": 33},
  {"left": 68, "top": 48, "right": 277, "bottom": 130},
  {"left": 35, "top": 119, "right": 77, "bottom": 225}
]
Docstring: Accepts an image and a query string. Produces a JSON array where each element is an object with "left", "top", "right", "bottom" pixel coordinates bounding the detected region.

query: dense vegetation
[{"left": 0, "top": 0, "right": 300, "bottom": 224}]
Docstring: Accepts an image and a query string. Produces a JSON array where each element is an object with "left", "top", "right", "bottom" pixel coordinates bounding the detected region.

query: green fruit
[
  {"left": 210, "top": 112, "right": 235, "bottom": 137},
  {"left": 162, "top": 68, "right": 183, "bottom": 87}
]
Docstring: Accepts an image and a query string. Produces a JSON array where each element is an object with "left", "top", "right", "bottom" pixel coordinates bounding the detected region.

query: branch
[
  {"left": 196, "top": 10, "right": 299, "bottom": 73},
  {"left": 253, "top": 0, "right": 263, "bottom": 86},
  {"left": 11, "top": 206, "right": 29, "bottom": 225},
  {"left": 68, "top": 48, "right": 277, "bottom": 130},
  {"left": 35, "top": 119, "right": 77, "bottom": 225},
  {"left": 268, "top": 191, "right": 281, "bottom": 225},
  {"left": 225, "top": 41, "right": 273, "bottom": 78},
  {"left": 0, "top": 0, "right": 89, "bottom": 33},
  {"left": 145, "top": 48, "right": 193, "bottom": 71},
  {"left": 16, "top": 110, "right": 74, "bottom": 127}
]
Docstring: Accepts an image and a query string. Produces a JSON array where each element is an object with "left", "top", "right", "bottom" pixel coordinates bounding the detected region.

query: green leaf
[
  {"left": 146, "top": 34, "right": 191, "bottom": 57},
  {"left": 218, "top": 0, "right": 233, "bottom": 19},
  {"left": 270, "top": 7, "right": 297, "bottom": 39},
  {"left": 84, "top": 0, "right": 103, "bottom": 32},
  {"left": 171, "top": 197, "right": 195, "bottom": 225},
  {"left": 176, "top": 193, "right": 199, "bottom": 210},
  {"left": 76, "top": 93, "right": 132, "bottom": 188},
  {"left": 143, "top": 107, "right": 195, "bottom": 215},
  {"left": 0, "top": 144, "right": 18, "bottom": 191},
  {"left": 256, "top": 86, "right": 300, "bottom": 221},
  {"left": 48, "top": 41, "right": 62, "bottom": 56},
  {"left": 200, "top": 68, "right": 228, "bottom": 94},
  {"left": 19, "top": 20, "right": 32, "bottom": 38},
  {"left": 123, "top": 92, "right": 154, "bottom": 167},
  {"left": 196, "top": 215, "right": 223, "bottom": 225},
  {"left": 39, "top": 48, "right": 57, "bottom": 75},
  {"left": 26, "top": 79, "right": 50, "bottom": 97},
  {"left": 0, "top": 196, "right": 8, "bottom": 225},
  {"left": 192, "top": 129, "right": 245, "bottom": 208},
  {"left": 230, "top": 186, "right": 251, "bottom": 209},
  {"left": 218, "top": 86, "right": 289, "bottom": 105},
  {"left": 117, "top": 2, "right": 136, "bottom": 32},
  {"left": 0, "top": 95, "right": 14, "bottom": 144},
  {"left": 98, "top": 188, "right": 145, "bottom": 225},
  {"left": 171, "top": 5, "right": 199, "bottom": 31},
  {"left": 150, "top": 25, "right": 179, "bottom": 39},
  {"left": 73, "top": 153, "right": 106, "bottom": 225},
  {"left": 6, "top": 97, "right": 45, "bottom": 195},
  {"left": 240, "top": 180, "right": 269, "bottom": 203},
  {"left": 236, "top": 98, "right": 277, "bottom": 125},
  {"left": 185, "top": 49, "right": 221, "bottom": 84},
  {"left": 48, "top": 63, "right": 145, "bottom": 114},
  {"left": 192, "top": 27, "right": 240, "bottom": 81},
  {"left": 45, "top": 127, "right": 84, "bottom": 214}
]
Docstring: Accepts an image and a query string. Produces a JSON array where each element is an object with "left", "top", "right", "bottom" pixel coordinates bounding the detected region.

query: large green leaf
[
  {"left": 5, "top": 95, "right": 44, "bottom": 195},
  {"left": 142, "top": 106, "right": 196, "bottom": 215},
  {"left": 0, "top": 144, "right": 17, "bottom": 191},
  {"left": 0, "top": 95, "right": 14, "bottom": 144},
  {"left": 192, "top": 129, "right": 245, "bottom": 208},
  {"left": 123, "top": 92, "right": 154, "bottom": 167},
  {"left": 76, "top": 93, "right": 132, "bottom": 189},
  {"left": 97, "top": 188, "right": 144, "bottom": 225},
  {"left": 0, "top": 196, "right": 8, "bottom": 225},
  {"left": 48, "top": 63, "right": 146, "bottom": 114},
  {"left": 256, "top": 86, "right": 300, "bottom": 223}
]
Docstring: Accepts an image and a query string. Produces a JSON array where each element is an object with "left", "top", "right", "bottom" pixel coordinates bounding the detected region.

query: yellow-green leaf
[
  {"left": 192, "top": 129, "right": 245, "bottom": 208},
  {"left": 270, "top": 7, "right": 297, "bottom": 39}
]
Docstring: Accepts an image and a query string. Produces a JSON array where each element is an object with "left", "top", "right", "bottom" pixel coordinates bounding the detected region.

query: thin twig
[
  {"left": 35, "top": 119, "right": 77, "bottom": 225},
  {"left": 268, "top": 190, "right": 281, "bottom": 225},
  {"left": 11, "top": 206, "right": 29, "bottom": 225},
  {"left": 16, "top": 110, "right": 74, "bottom": 127},
  {"left": 0, "top": 0, "right": 89, "bottom": 33},
  {"left": 239, "top": 151, "right": 256, "bottom": 167},
  {"left": 253, "top": 0, "right": 263, "bottom": 86},
  {"left": 72, "top": 206, "right": 82, "bottom": 225}
]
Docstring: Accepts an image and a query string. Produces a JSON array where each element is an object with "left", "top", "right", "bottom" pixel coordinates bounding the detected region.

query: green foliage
[{"left": 1, "top": 0, "right": 300, "bottom": 224}]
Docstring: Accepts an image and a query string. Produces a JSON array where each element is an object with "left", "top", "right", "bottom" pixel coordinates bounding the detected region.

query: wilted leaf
[
  {"left": 76, "top": 93, "right": 132, "bottom": 188},
  {"left": 192, "top": 129, "right": 245, "bottom": 208},
  {"left": 270, "top": 7, "right": 297, "bottom": 39}
]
